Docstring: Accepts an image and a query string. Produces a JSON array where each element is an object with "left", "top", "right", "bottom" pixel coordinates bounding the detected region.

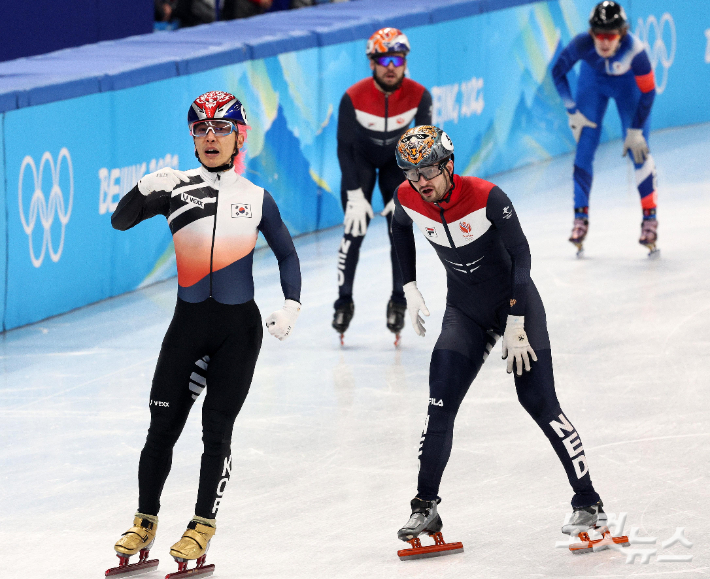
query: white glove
[
  {"left": 403, "top": 281, "right": 430, "bottom": 337},
  {"left": 622, "top": 128, "right": 649, "bottom": 164},
  {"left": 381, "top": 198, "right": 395, "bottom": 217},
  {"left": 502, "top": 315, "right": 538, "bottom": 376},
  {"left": 343, "top": 188, "right": 373, "bottom": 237},
  {"left": 265, "top": 299, "right": 301, "bottom": 341},
  {"left": 137, "top": 167, "right": 189, "bottom": 196},
  {"left": 567, "top": 110, "right": 597, "bottom": 143}
]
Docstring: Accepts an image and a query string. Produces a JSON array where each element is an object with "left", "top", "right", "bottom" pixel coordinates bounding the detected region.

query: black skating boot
[
  {"left": 332, "top": 299, "right": 354, "bottom": 335},
  {"left": 386, "top": 300, "right": 406, "bottom": 334}
]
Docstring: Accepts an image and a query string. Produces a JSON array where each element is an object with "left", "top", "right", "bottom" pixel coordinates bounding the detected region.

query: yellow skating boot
[
  {"left": 106, "top": 513, "right": 159, "bottom": 576},
  {"left": 167, "top": 517, "right": 216, "bottom": 578}
]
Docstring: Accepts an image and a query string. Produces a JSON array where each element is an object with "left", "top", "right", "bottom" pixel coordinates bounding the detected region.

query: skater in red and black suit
[
  {"left": 390, "top": 126, "right": 612, "bottom": 549},
  {"left": 107, "top": 91, "right": 301, "bottom": 578},
  {"left": 332, "top": 27, "right": 432, "bottom": 342}
]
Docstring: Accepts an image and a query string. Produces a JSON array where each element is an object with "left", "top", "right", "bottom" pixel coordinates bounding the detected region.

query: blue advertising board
[{"left": 2, "top": 0, "right": 710, "bottom": 330}]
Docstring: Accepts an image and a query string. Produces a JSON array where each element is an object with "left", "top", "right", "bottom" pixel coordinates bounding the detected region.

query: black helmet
[{"left": 589, "top": 1, "right": 628, "bottom": 32}]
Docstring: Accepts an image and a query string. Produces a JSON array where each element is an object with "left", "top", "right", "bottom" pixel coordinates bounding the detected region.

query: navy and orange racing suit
[{"left": 112, "top": 165, "right": 301, "bottom": 519}]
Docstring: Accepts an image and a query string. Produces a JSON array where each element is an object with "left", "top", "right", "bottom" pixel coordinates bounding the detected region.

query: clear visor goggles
[
  {"left": 190, "top": 119, "right": 237, "bottom": 137},
  {"left": 402, "top": 161, "right": 447, "bottom": 182}
]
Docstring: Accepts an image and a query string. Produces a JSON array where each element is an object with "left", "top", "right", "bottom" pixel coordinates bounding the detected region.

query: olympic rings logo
[
  {"left": 18, "top": 148, "right": 74, "bottom": 268},
  {"left": 635, "top": 13, "right": 676, "bottom": 95}
]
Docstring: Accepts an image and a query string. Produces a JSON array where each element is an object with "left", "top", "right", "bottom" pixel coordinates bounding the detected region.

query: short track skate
[
  {"left": 386, "top": 300, "right": 406, "bottom": 347},
  {"left": 569, "top": 217, "right": 588, "bottom": 259},
  {"left": 332, "top": 301, "right": 354, "bottom": 346},
  {"left": 571, "top": 241, "right": 584, "bottom": 258},
  {"left": 569, "top": 525, "right": 630, "bottom": 554},
  {"left": 639, "top": 218, "right": 659, "bottom": 259},
  {"left": 165, "top": 555, "right": 215, "bottom": 578},
  {"left": 642, "top": 243, "right": 660, "bottom": 259},
  {"left": 398, "top": 532, "right": 464, "bottom": 561},
  {"left": 105, "top": 548, "right": 159, "bottom": 577}
]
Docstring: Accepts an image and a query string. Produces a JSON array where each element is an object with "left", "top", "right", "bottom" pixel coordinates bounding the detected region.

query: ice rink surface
[{"left": 1, "top": 123, "right": 709, "bottom": 579}]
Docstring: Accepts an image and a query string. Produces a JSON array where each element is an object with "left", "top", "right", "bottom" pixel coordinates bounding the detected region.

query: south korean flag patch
[{"left": 232, "top": 203, "right": 252, "bottom": 218}]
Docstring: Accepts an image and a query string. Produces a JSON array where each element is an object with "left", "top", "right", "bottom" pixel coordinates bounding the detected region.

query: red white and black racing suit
[{"left": 335, "top": 76, "right": 432, "bottom": 308}]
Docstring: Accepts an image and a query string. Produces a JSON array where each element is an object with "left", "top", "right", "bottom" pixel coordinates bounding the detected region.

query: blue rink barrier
[{"left": 1, "top": 0, "right": 709, "bottom": 330}]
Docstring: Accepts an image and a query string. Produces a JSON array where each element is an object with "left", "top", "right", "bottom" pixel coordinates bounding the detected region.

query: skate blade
[
  {"left": 569, "top": 530, "right": 629, "bottom": 554},
  {"left": 398, "top": 543, "right": 464, "bottom": 560},
  {"left": 647, "top": 247, "right": 660, "bottom": 259},
  {"left": 105, "top": 558, "right": 159, "bottom": 577},
  {"left": 570, "top": 241, "right": 584, "bottom": 258},
  {"left": 398, "top": 532, "right": 463, "bottom": 561},
  {"left": 165, "top": 563, "right": 215, "bottom": 579},
  {"left": 339, "top": 333, "right": 344, "bottom": 346},
  {"left": 394, "top": 333, "right": 401, "bottom": 347}
]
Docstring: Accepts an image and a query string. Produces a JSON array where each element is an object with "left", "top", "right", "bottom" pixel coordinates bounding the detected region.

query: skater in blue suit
[{"left": 552, "top": 1, "right": 659, "bottom": 256}]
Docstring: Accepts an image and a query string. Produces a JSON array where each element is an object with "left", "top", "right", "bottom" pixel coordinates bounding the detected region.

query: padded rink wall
[{"left": 0, "top": 0, "right": 708, "bottom": 330}]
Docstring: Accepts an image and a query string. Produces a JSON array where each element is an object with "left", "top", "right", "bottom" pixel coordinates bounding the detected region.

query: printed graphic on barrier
[{"left": 18, "top": 149, "right": 73, "bottom": 268}]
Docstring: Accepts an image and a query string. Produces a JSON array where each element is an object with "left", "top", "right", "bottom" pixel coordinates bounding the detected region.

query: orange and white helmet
[{"left": 366, "top": 28, "right": 410, "bottom": 57}]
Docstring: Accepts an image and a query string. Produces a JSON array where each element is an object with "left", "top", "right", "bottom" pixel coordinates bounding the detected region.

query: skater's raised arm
[{"left": 111, "top": 167, "right": 188, "bottom": 231}]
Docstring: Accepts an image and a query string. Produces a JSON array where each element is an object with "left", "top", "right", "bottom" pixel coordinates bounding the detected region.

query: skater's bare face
[
  {"left": 410, "top": 160, "right": 454, "bottom": 203},
  {"left": 370, "top": 52, "right": 406, "bottom": 91},
  {"left": 194, "top": 127, "right": 244, "bottom": 168},
  {"left": 591, "top": 29, "right": 622, "bottom": 58}
]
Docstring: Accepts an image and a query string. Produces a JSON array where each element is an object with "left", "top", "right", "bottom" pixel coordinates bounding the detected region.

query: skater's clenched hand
[
  {"left": 567, "top": 110, "right": 597, "bottom": 143},
  {"left": 265, "top": 299, "right": 301, "bottom": 341},
  {"left": 137, "top": 167, "right": 190, "bottom": 196},
  {"left": 502, "top": 315, "right": 537, "bottom": 376},
  {"left": 403, "top": 281, "right": 429, "bottom": 337},
  {"left": 343, "top": 188, "right": 373, "bottom": 237}
]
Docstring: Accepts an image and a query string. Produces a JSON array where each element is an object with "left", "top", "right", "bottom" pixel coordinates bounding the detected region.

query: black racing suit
[
  {"left": 335, "top": 76, "right": 432, "bottom": 309},
  {"left": 112, "top": 165, "right": 301, "bottom": 518},
  {"left": 391, "top": 174, "right": 599, "bottom": 508}
]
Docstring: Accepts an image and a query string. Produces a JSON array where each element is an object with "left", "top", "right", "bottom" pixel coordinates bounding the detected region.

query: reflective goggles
[
  {"left": 592, "top": 31, "right": 620, "bottom": 41},
  {"left": 190, "top": 119, "right": 237, "bottom": 137},
  {"left": 373, "top": 54, "right": 406, "bottom": 67},
  {"left": 402, "top": 162, "right": 446, "bottom": 182}
]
